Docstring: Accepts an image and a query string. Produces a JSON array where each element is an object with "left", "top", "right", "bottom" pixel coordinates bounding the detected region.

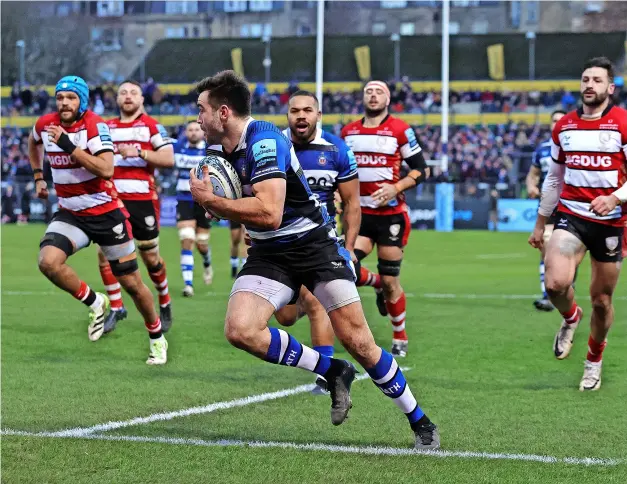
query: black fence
[{"left": 137, "top": 32, "right": 626, "bottom": 83}]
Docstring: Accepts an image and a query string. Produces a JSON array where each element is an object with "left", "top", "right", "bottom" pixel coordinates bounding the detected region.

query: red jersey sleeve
[
  {"left": 32, "top": 116, "right": 47, "bottom": 144},
  {"left": 146, "top": 116, "right": 173, "bottom": 150},
  {"left": 395, "top": 121, "right": 422, "bottom": 160},
  {"left": 85, "top": 112, "right": 114, "bottom": 155},
  {"left": 550, "top": 118, "right": 566, "bottom": 164}
]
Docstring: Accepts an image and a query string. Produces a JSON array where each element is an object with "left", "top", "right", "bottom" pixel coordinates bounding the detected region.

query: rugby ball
[{"left": 195, "top": 154, "right": 243, "bottom": 201}]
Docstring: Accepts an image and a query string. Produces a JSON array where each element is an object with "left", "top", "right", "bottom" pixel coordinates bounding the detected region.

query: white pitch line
[
  {"left": 1, "top": 429, "right": 621, "bottom": 467},
  {"left": 4, "top": 291, "right": 627, "bottom": 302},
  {"left": 475, "top": 253, "right": 527, "bottom": 259},
  {"left": 47, "top": 370, "right": 401, "bottom": 437}
]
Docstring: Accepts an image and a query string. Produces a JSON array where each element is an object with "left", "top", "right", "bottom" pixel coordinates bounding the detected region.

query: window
[
  {"left": 471, "top": 19, "right": 488, "bottom": 33},
  {"left": 165, "top": 1, "right": 198, "bottom": 14},
  {"left": 55, "top": 2, "right": 71, "bottom": 16},
  {"left": 585, "top": 1, "right": 605, "bottom": 13},
  {"left": 224, "top": 0, "right": 247, "bottom": 12},
  {"left": 96, "top": 0, "right": 124, "bottom": 17},
  {"left": 400, "top": 22, "right": 415, "bottom": 35},
  {"left": 525, "top": 0, "right": 539, "bottom": 25},
  {"left": 192, "top": 26, "right": 200, "bottom": 37},
  {"left": 249, "top": 0, "right": 273, "bottom": 12},
  {"left": 510, "top": 1, "right": 521, "bottom": 28},
  {"left": 91, "top": 27, "right": 123, "bottom": 51},
  {"left": 296, "top": 23, "right": 312, "bottom": 36},
  {"left": 452, "top": 0, "right": 480, "bottom": 6},
  {"left": 240, "top": 24, "right": 250, "bottom": 37},
  {"left": 448, "top": 21, "right": 460, "bottom": 34},
  {"left": 165, "top": 26, "right": 186, "bottom": 38},
  {"left": 372, "top": 22, "right": 386, "bottom": 35},
  {"left": 381, "top": 1, "right": 407, "bottom": 8}
]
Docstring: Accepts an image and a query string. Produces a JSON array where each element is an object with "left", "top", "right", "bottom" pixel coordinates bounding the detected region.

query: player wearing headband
[{"left": 341, "top": 81, "right": 429, "bottom": 358}]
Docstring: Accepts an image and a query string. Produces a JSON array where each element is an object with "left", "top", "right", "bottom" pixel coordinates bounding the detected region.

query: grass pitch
[{"left": 2, "top": 225, "right": 626, "bottom": 483}]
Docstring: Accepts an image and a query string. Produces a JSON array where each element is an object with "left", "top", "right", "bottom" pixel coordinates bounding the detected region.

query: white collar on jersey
[{"left": 234, "top": 117, "right": 255, "bottom": 151}]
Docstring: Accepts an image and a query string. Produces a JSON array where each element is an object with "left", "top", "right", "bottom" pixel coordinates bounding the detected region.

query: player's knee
[
  {"left": 118, "top": 272, "right": 144, "bottom": 297},
  {"left": 544, "top": 276, "right": 570, "bottom": 296},
  {"left": 37, "top": 253, "right": 59, "bottom": 277},
  {"left": 591, "top": 293, "right": 613, "bottom": 315},
  {"left": 224, "top": 319, "right": 254, "bottom": 349}
]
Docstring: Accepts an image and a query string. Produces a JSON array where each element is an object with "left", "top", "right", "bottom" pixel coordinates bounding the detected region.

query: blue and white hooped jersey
[
  {"left": 282, "top": 128, "right": 358, "bottom": 217},
  {"left": 532, "top": 140, "right": 552, "bottom": 187},
  {"left": 226, "top": 118, "right": 330, "bottom": 246},
  {"left": 174, "top": 141, "right": 221, "bottom": 201}
]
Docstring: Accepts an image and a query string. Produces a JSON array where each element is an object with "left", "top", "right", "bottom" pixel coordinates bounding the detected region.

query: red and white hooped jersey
[
  {"left": 551, "top": 105, "right": 627, "bottom": 227},
  {"left": 32, "top": 111, "right": 118, "bottom": 217},
  {"left": 106, "top": 113, "right": 173, "bottom": 202},
  {"left": 341, "top": 115, "right": 422, "bottom": 216}
]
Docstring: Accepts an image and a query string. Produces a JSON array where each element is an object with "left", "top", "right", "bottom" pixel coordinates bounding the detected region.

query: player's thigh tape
[
  {"left": 43, "top": 221, "right": 90, "bottom": 253},
  {"left": 543, "top": 224, "right": 554, "bottom": 246},
  {"left": 354, "top": 249, "right": 367, "bottom": 261},
  {"left": 196, "top": 232, "right": 210, "bottom": 243},
  {"left": 109, "top": 258, "right": 139, "bottom": 277},
  {"left": 39, "top": 232, "right": 75, "bottom": 258},
  {"left": 100, "top": 240, "right": 136, "bottom": 261},
  {"left": 178, "top": 227, "right": 196, "bottom": 241},
  {"left": 137, "top": 237, "right": 159, "bottom": 251},
  {"left": 313, "top": 279, "right": 361, "bottom": 313},
  {"left": 230, "top": 275, "right": 295, "bottom": 311},
  {"left": 378, "top": 258, "right": 402, "bottom": 277}
]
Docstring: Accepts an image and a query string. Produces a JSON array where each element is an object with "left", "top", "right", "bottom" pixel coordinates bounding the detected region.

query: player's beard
[
  {"left": 365, "top": 106, "right": 386, "bottom": 118},
  {"left": 289, "top": 123, "right": 316, "bottom": 144},
  {"left": 120, "top": 103, "right": 141, "bottom": 117},
  {"left": 59, "top": 107, "right": 79, "bottom": 124},
  {"left": 581, "top": 90, "right": 610, "bottom": 107}
]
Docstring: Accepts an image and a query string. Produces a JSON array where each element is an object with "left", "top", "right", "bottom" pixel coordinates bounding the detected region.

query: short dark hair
[
  {"left": 118, "top": 79, "right": 142, "bottom": 91},
  {"left": 289, "top": 90, "right": 319, "bottom": 106},
  {"left": 195, "top": 70, "right": 251, "bottom": 117},
  {"left": 583, "top": 57, "right": 615, "bottom": 82},
  {"left": 550, "top": 109, "right": 566, "bottom": 118}
]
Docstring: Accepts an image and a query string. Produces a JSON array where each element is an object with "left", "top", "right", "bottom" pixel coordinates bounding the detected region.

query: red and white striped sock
[
  {"left": 72, "top": 281, "right": 100, "bottom": 311},
  {"left": 386, "top": 292, "right": 407, "bottom": 341},
  {"left": 586, "top": 335, "right": 607, "bottom": 363},
  {"left": 357, "top": 266, "right": 381, "bottom": 289},
  {"left": 145, "top": 317, "right": 162, "bottom": 338},
  {"left": 561, "top": 302, "right": 580, "bottom": 325},
  {"left": 99, "top": 263, "right": 124, "bottom": 311},
  {"left": 149, "top": 260, "right": 171, "bottom": 307}
]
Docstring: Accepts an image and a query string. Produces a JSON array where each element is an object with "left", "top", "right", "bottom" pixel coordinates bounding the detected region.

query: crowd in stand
[{"left": 5, "top": 77, "right": 625, "bottom": 117}]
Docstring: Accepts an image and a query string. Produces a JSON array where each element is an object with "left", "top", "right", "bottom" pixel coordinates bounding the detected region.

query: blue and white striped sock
[
  {"left": 266, "top": 327, "right": 331, "bottom": 376},
  {"left": 366, "top": 349, "right": 424, "bottom": 425},
  {"left": 181, "top": 249, "right": 194, "bottom": 287},
  {"left": 314, "top": 345, "right": 334, "bottom": 358}
]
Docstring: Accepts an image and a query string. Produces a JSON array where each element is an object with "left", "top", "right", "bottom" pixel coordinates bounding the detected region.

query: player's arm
[
  {"left": 143, "top": 122, "right": 175, "bottom": 168},
  {"left": 337, "top": 179, "right": 360, "bottom": 252},
  {"left": 396, "top": 151, "right": 429, "bottom": 192},
  {"left": 142, "top": 143, "right": 175, "bottom": 168},
  {"left": 202, "top": 177, "right": 285, "bottom": 229},
  {"left": 28, "top": 128, "right": 48, "bottom": 198},
  {"left": 526, "top": 165, "right": 541, "bottom": 198},
  {"left": 538, "top": 159, "right": 565, "bottom": 220},
  {"left": 335, "top": 140, "right": 360, "bottom": 252}
]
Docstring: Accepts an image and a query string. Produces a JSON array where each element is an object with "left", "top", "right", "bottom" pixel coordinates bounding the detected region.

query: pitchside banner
[
  {"left": 496, "top": 199, "right": 538, "bottom": 232},
  {"left": 406, "top": 198, "right": 490, "bottom": 230}
]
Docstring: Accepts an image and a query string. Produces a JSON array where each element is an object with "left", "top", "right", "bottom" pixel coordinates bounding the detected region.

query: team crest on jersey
[
  {"left": 145, "top": 216, "right": 156, "bottom": 228},
  {"left": 389, "top": 224, "right": 401, "bottom": 236},
  {"left": 112, "top": 223, "right": 124, "bottom": 239},
  {"left": 376, "top": 136, "right": 388, "bottom": 147},
  {"left": 605, "top": 236, "right": 619, "bottom": 256},
  {"left": 318, "top": 153, "right": 327, "bottom": 166}
]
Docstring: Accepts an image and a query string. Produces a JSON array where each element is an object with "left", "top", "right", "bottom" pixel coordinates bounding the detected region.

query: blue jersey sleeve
[
  {"left": 247, "top": 131, "right": 290, "bottom": 184},
  {"left": 531, "top": 147, "right": 541, "bottom": 169},
  {"left": 335, "top": 138, "right": 358, "bottom": 183}
]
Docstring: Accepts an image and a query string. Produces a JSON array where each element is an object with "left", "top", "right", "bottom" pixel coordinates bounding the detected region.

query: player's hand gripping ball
[{"left": 193, "top": 154, "right": 242, "bottom": 218}]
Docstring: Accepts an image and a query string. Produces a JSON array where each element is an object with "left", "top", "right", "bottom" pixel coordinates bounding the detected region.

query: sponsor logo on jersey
[
  {"left": 252, "top": 139, "right": 277, "bottom": 165},
  {"left": 347, "top": 149, "right": 357, "bottom": 171},
  {"left": 404, "top": 127, "right": 418, "bottom": 148},
  {"left": 48, "top": 154, "right": 75, "bottom": 166},
  {"left": 355, "top": 154, "right": 387, "bottom": 165},
  {"left": 97, "top": 122, "right": 112, "bottom": 143},
  {"left": 565, "top": 154, "right": 612, "bottom": 168}
]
